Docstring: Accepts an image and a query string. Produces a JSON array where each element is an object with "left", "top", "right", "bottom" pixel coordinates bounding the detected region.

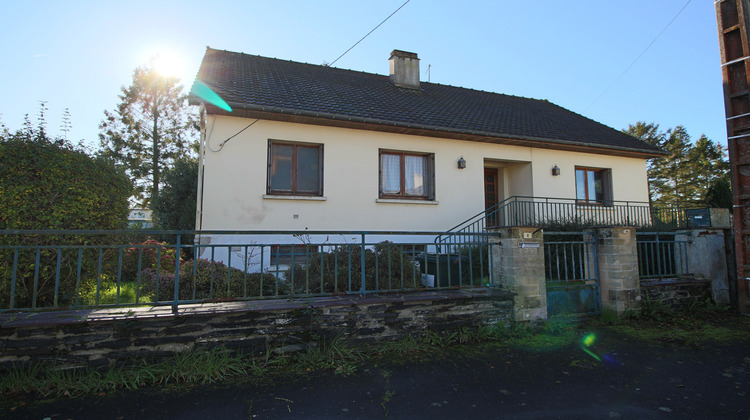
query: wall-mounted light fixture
[
  {"left": 457, "top": 157, "right": 467, "bottom": 169},
  {"left": 552, "top": 165, "right": 560, "bottom": 176}
]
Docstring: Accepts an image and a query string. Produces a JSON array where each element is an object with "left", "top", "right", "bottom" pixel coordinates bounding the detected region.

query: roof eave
[{"left": 193, "top": 99, "right": 667, "bottom": 159}]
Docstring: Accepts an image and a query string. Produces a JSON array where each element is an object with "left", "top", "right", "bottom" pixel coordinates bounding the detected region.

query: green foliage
[
  {"left": 598, "top": 306, "right": 618, "bottom": 325},
  {"left": 704, "top": 178, "right": 732, "bottom": 209},
  {"left": 79, "top": 279, "right": 152, "bottom": 306},
  {"left": 0, "top": 119, "right": 131, "bottom": 231},
  {"left": 376, "top": 334, "right": 425, "bottom": 355},
  {"left": 0, "top": 347, "right": 247, "bottom": 398},
  {"left": 151, "top": 158, "right": 198, "bottom": 252},
  {"left": 99, "top": 65, "right": 198, "bottom": 206},
  {"left": 624, "top": 122, "right": 729, "bottom": 206},
  {"left": 285, "top": 242, "right": 420, "bottom": 294},
  {"left": 122, "top": 240, "right": 180, "bottom": 282},
  {"left": 0, "top": 108, "right": 132, "bottom": 308},
  {"left": 456, "top": 244, "right": 490, "bottom": 285},
  {"left": 140, "top": 258, "right": 278, "bottom": 301},
  {"left": 294, "top": 335, "right": 362, "bottom": 374}
]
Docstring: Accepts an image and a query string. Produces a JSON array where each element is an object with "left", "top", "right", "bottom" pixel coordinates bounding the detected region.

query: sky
[{"left": 0, "top": 0, "right": 728, "bottom": 151}]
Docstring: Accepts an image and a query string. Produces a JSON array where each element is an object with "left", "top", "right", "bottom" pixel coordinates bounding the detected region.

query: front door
[{"left": 484, "top": 168, "right": 499, "bottom": 227}]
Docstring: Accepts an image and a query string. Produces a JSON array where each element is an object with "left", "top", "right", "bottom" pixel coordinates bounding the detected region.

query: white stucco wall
[{"left": 198, "top": 115, "right": 650, "bottom": 233}]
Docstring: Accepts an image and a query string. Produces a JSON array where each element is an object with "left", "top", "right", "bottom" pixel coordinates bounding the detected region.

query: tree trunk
[{"left": 152, "top": 100, "right": 160, "bottom": 206}]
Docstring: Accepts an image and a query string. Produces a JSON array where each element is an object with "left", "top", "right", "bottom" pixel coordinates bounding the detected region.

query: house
[{"left": 188, "top": 48, "right": 664, "bottom": 271}]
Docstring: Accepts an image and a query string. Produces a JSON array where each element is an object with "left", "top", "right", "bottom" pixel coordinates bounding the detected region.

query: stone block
[
  {"left": 518, "top": 296, "right": 544, "bottom": 310},
  {"left": 62, "top": 333, "right": 112, "bottom": 346}
]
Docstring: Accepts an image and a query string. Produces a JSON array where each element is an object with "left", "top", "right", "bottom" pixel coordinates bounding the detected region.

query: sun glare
[{"left": 149, "top": 50, "right": 186, "bottom": 80}]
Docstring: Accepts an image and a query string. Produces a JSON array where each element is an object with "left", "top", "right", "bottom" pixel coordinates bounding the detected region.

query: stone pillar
[
  {"left": 590, "top": 227, "right": 640, "bottom": 314},
  {"left": 675, "top": 229, "right": 730, "bottom": 305},
  {"left": 488, "top": 227, "right": 547, "bottom": 322}
]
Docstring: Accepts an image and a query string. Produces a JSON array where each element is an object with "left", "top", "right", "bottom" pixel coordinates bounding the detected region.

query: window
[
  {"left": 379, "top": 150, "right": 434, "bottom": 200},
  {"left": 575, "top": 167, "right": 612, "bottom": 205},
  {"left": 269, "top": 245, "right": 319, "bottom": 265},
  {"left": 267, "top": 140, "right": 323, "bottom": 196}
]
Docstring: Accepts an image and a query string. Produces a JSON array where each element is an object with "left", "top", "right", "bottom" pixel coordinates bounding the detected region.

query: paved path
[{"left": 4, "top": 328, "right": 750, "bottom": 419}]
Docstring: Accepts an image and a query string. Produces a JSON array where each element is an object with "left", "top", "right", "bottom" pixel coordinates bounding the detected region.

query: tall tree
[
  {"left": 99, "top": 65, "right": 198, "bottom": 206},
  {"left": 624, "top": 122, "right": 729, "bottom": 205},
  {"left": 151, "top": 158, "right": 199, "bottom": 253}
]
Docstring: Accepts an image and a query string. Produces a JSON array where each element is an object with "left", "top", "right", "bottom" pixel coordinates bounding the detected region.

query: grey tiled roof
[{"left": 191, "top": 48, "right": 662, "bottom": 155}]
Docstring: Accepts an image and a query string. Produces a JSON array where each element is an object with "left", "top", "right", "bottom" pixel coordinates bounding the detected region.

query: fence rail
[
  {"left": 544, "top": 232, "right": 597, "bottom": 284},
  {"left": 436, "top": 196, "right": 701, "bottom": 251},
  {"left": 0, "top": 230, "right": 497, "bottom": 312},
  {"left": 636, "top": 232, "right": 689, "bottom": 279}
]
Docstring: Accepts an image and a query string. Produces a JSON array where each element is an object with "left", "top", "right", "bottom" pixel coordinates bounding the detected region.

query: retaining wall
[
  {"left": 0, "top": 288, "right": 514, "bottom": 369},
  {"left": 640, "top": 278, "right": 712, "bottom": 308}
]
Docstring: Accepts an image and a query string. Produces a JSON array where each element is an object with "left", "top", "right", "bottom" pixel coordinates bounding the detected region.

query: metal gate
[{"left": 544, "top": 232, "right": 600, "bottom": 316}]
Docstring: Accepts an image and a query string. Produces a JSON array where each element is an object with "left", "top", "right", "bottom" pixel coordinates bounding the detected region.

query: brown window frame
[
  {"left": 267, "top": 140, "right": 324, "bottom": 196},
  {"left": 378, "top": 150, "right": 435, "bottom": 200},
  {"left": 575, "top": 166, "right": 613, "bottom": 206}
]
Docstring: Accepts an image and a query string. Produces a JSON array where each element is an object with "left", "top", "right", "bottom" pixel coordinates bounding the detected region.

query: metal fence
[
  {"left": 636, "top": 232, "right": 689, "bottom": 279},
  {"left": 0, "top": 230, "right": 497, "bottom": 312},
  {"left": 544, "top": 232, "right": 598, "bottom": 284},
  {"left": 436, "top": 196, "right": 700, "bottom": 251},
  {"left": 544, "top": 231, "right": 601, "bottom": 315}
]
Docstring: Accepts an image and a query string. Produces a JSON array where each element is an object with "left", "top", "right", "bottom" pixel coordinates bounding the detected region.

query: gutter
[
  {"left": 240, "top": 102, "right": 666, "bottom": 157},
  {"left": 188, "top": 97, "right": 667, "bottom": 158}
]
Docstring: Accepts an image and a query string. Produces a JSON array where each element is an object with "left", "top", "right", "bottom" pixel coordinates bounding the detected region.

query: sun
[
  {"left": 148, "top": 49, "right": 186, "bottom": 80},
  {"left": 152, "top": 51, "right": 184, "bottom": 77}
]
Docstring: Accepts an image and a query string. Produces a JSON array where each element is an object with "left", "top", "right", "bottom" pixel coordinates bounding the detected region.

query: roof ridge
[{"left": 207, "top": 47, "right": 548, "bottom": 104}]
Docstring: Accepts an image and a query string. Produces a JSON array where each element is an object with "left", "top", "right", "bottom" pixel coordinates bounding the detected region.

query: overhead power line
[
  {"left": 584, "top": 0, "right": 692, "bottom": 113},
  {"left": 329, "top": 0, "right": 411, "bottom": 67}
]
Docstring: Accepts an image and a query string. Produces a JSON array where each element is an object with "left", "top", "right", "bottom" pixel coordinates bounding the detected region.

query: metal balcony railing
[{"left": 436, "top": 196, "right": 700, "bottom": 251}]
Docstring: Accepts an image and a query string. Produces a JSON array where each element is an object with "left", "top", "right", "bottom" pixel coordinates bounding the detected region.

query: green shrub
[
  {"left": 0, "top": 115, "right": 131, "bottom": 308},
  {"left": 121, "top": 240, "right": 180, "bottom": 282},
  {"left": 151, "top": 158, "right": 198, "bottom": 258},
  {"left": 457, "top": 244, "right": 490, "bottom": 285},
  {"left": 78, "top": 277, "right": 152, "bottom": 306},
  {"left": 141, "top": 259, "right": 278, "bottom": 301},
  {"left": 285, "top": 242, "right": 420, "bottom": 294}
]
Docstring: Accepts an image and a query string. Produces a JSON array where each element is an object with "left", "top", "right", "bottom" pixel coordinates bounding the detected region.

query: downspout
[{"left": 195, "top": 103, "right": 207, "bottom": 233}]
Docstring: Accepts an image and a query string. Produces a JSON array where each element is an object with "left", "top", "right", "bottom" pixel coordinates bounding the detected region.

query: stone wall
[
  {"left": 640, "top": 278, "right": 712, "bottom": 308},
  {"left": 0, "top": 288, "right": 514, "bottom": 370}
]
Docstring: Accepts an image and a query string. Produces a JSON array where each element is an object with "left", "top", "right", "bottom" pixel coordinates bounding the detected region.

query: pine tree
[
  {"left": 99, "top": 65, "right": 198, "bottom": 206},
  {"left": 624, "top": 122, "right": 729, "bottom": 206}
]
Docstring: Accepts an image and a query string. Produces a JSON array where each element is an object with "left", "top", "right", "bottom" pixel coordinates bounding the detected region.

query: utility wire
[
  {"left": 584, "top": 0, "right": 692, "bottom": 113},
  {"left": 208, "top": 118, "right": 260, "bottom": 152},
  {"left": 329, "top": 0, "right": 411, "bottom": 67}
]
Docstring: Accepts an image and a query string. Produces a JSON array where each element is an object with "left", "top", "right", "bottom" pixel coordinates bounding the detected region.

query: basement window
[{"left": 269, "top": 245, "right": 319, "bottom": 265}]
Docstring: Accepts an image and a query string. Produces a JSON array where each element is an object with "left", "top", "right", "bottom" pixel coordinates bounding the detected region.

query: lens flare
[
  {"left": 581, "top": 333, "right": 601, "bottom": 361},
  {"left": 191, "top": 80, "right": 232, "bottom": 112}
]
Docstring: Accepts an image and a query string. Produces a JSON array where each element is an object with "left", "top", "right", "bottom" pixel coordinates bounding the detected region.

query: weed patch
[{"left": 596, "top": 299, "right": 750, "bottom": 346}]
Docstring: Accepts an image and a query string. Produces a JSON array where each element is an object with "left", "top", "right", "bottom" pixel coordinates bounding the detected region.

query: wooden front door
[{"left": 484, "top": 168, "right": 499, "bottom": 227}]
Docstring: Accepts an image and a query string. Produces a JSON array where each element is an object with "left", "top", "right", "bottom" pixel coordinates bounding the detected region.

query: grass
[
  {"left": 0, "top": 347, "right": 254, "bottom": 399},
  {"left": 79, "top": 279, "right": 154, "bottom": 306},
  {"left": 597, "top": 298, "right": 750, "bottom": 346},
  {"left": 2, "top": 304, "right": 750, "bottom": 401}
]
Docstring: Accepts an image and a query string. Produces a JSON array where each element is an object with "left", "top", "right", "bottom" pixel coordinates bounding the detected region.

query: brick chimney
[{"left": 389, "top": 50, "right": 420, "bottom": 89}]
